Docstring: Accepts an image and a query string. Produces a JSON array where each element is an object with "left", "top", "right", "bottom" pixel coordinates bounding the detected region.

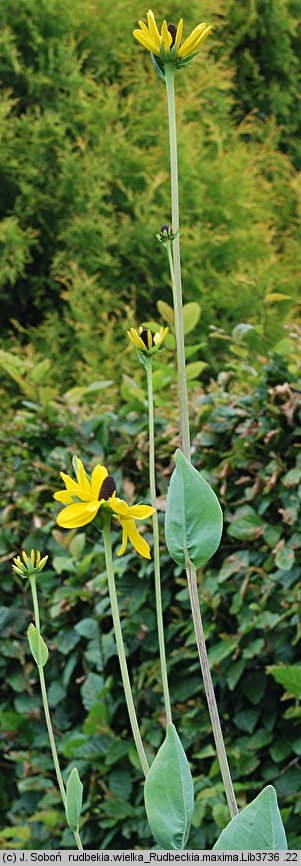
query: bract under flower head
[
  {"left": 54, "top": 457, "right": 154, "bottom": 559},
  {"left": 133, "top": 10, "right": 212, "bottom": 70},
  {"left": 127, "top": 325, "right": 169, "bottom": 356},
  {"left": 12, "top": 549, "right": 48, "bottom": 578}
]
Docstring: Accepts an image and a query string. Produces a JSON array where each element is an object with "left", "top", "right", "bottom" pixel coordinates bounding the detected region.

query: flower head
[
  {"left": 12, "top": 549, "right": 48, "bottom": 578},
  {"left": 127, "top": 325, "right": 169, "bottom": 356},
  {"left": 54, "top": 458, "right": 154, "bottom": 559},
  {"left": 133, "top": 10, "right": 212, "bottom": 70},
  {"left": 156, "top": 224, "right": 179, "bottom": 244}
]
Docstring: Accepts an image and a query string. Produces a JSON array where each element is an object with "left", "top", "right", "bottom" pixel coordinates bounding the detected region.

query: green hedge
[
  {"left": 1, "top": 342, "right": 300, "bottom": 849},
  {"left": 1, "top": 0, "right": 300, "bottom": 382}
]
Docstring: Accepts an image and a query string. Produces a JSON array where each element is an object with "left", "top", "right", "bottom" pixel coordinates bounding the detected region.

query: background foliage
[{"left": 0, "top": 0, "right": 300, "bottom": 852}]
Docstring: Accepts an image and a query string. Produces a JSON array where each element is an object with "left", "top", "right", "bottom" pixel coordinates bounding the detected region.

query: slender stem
[
  {"left": 146, "top": 358, "right": 172, "bottom": 724},
  {"left": 166, "top": 241, "right": 191, "bottom": 460},
  {"left": 165, "top": 64, "right": 191, "bottom": 461},
  {"left": 164, "top": 63, "right": 238, "bottom": 819},
  {"left": 102, "top": 517, "right": 149, "bottom": 778},
  {"left": 186, "top": 562, "right": 238, "bottom": 818},
  {"left": 29, "top": 576, "right": 83, "bottom": 850}
]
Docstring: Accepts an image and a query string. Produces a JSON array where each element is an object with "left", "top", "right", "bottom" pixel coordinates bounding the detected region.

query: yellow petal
[
  {"left": 36, "top": 551, "right": 41, "bottom": 566},
  {"left": 161, "top": 19, "right": 172, "bottom": 53},
  {"left": 177, "top": 22, "right": 209, "bottom": 58},
  {"left": 146, "top": 10, "right": 161, "bottom": 50},
  {"left": 59, "top": 474, "right": 93, "bottom": 502},
  {"left": 57, "top": 501, "right": 100, "bottom": 528},
  {"left": 117, "top": 523, "right": 128, "bottom": 557},
  {"left": 91, "top": 463, "right": 108, "bottom": 499},
  {"left": 127, "top": 328, "right": 140, "bottom": 348},
  {"left": 127, "top": 504, "right": 155, "bottom": 520},
  {"left": 38, "top": 555, "right": 48, "bottom": 569},
  {"left": 76, "top": 458, "right": 92, "bottom": 495},
  {"left": 110, "top": 496, "right": 129, "bottom": 516},
  {"left": 133, "top": 29, "right": 159, "bottom": 55},
  {"left": 125, "top": 518, "right": 151, "bottom": 559},
  {"left": 175, "top": 18, "right": 183, "bottom": 48},
  {"left": 53, "top": 490, "right": 74, "bottom": 504},
  {"left": 22, "top": 551, "right": 28, "bottom": 565},
  {"left": 138, "top": 20, "right": 149, "bottom": 33},
  {"left": 30, "top": 549, "right": 35, "bottom": 565}
]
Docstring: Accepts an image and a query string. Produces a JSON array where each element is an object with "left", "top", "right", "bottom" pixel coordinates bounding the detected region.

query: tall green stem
[
  {"left": 102, "top": 517, "right": 149, "bottom": 778},
  {"left": 164, "top": 63, "right": 238, "bottom": 819},
  {"left": 29, "top": 576, "right": 83, "bottom": 851},
  {"left": 165, "top": 64, "right": 191, "bottom": 461},
  {"left": 186, "top": 563, "right": 238, "bottom": 819},
  {"left": 146, "top": 358, "right": 172, "bottom": 724}
]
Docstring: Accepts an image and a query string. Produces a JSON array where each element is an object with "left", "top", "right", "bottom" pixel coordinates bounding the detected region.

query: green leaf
[
  {"left": 144, "top": 723, "right": 194, "bottom": 850},
  {"left": 213, "top": 786, "right": 287, "bottom": 850},
  {"left": 165, "top": 450, "right": 223, "bottom": 568},
  {"left": 274, "top": 546, "right": 295, "bottom": 571},
  {"left": 183, "top": 302, "right": 201, "bottom": 335},
  {"left": 27, "top": 623, "right": 48, "bottom": 667},
  {"left": 267, "top": 665, "right": 301, "bottom": 698},
  {"left": 185, "top": 361, "right": 207, "bottom": 381},
  {"left": 157, "top": 299, "right": 174, "bottom": 328},
  {"left": 81, "top": 672, "right": 104, "bottom": 710},
  {"left": 65, "top": 768, "right": 83, "bottom": 832},
  {"left": 227, "top": 507, "right": 265, "bottom": 541},
  {"left": 29, "top": 358, "right": 51, "bottom": 383},
  {"left": 69, "top": 533, "right": 86, "bottom": 559}
]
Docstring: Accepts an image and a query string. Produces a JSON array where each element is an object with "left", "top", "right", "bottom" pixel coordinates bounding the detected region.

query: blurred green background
[{"left": 0, "top": 0, "right": 300, "bottom": 850}]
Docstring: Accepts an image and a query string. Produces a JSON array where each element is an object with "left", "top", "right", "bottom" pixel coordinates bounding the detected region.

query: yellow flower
[
  {"left": 12, "top": 549, "right": 48, "bottom": 578},
  {"left": 54, "top": 458, "right": 154, "bottom": 559},
  {"left": 127, "top": 325, "right": 169, "bottom": 355},
  {"left": 133, "top": 10, "right": 212, "bottom": 66}
]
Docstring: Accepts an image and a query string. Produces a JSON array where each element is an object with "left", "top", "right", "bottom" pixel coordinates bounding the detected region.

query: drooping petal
[
  {"left": 117, "top": 523, "right": 128, "bottom": 557},
  {"left": 57, "top": 500, "right": 101, "bottom": 528},
  {"left": 91, "top": 463, "right": 108, "bottom": 499},
  {"left": 127, "top": 504, "right": 155, "bottom": 520},
  {"left": 133, "top": 29, "right": 160, "bottom": 55},
  {"left": 53, "top": 490, "right": 74, "bottom": 504},
  {"left": 109, "top": 496, "right": 129, "bottom": 516},
  {"left": 124, "top": 518, "right": 151, "bottom": 559}
]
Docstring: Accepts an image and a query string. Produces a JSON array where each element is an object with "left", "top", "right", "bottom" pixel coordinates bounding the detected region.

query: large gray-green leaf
[
  {"left": 165, "top": 449, "right": 223, "bottom": 568},
  {"left": 65, "top": 768, "right": 83, "bottom": 832},
  {"left": 213, "top": 786, "right": 287, "bottom": 850},
  {"left": 28, "top": 623, "right": 48, "bottom": 667},
  {"left": 144, "top": 723, "right": 194, "bottom": 850}
]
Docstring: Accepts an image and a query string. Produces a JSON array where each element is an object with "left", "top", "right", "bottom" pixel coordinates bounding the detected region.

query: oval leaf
[
  {"left": 28, "top": 623, "right": 49, "bottom": 667},
  {"left": 186, "top": 361, "right": 207, "bottom": 381},
  {"left": 183, "top": 302, "right": 201, "bottom": 335},
  {"left": 157, "top": 299, "right": 174, "bottom": 328},
  {"left": 165, "top": 450, "right": 223, "bottom": 568},
  {"left": 65, "top": 768, "right": 83, "bottom": 832},
  {"left": 213, "top": 786, "right": 287, "bottom": 850},
  {"left": 144, "top": 723, "right": 194, "bottom": 850}
]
